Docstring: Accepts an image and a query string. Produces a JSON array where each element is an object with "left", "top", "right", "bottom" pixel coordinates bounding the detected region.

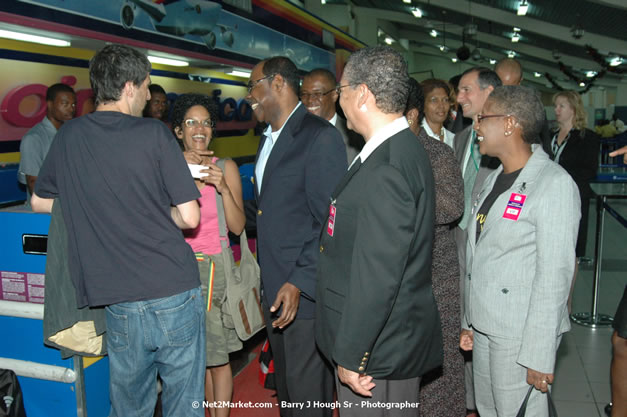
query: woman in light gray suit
[{"left": 459, "top": 86, "right": 580, "bottom": 417}]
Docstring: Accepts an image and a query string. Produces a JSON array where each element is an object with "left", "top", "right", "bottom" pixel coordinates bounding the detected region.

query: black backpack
[{"left": 0, "top": 369, "right": 26, "bottom": 417}]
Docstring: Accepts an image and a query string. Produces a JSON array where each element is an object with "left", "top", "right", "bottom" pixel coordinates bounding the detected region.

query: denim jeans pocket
[
  {"left": 155, "top": 292, "right": 200, "bottom": 347},
  {"left": 105, "top": 307, "right": 129, "bottom": 352}
]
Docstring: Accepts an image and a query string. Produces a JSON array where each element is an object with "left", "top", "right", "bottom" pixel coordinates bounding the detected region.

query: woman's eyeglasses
[{"left": 183, "top": 119, "right": 215, "bottom": 129}]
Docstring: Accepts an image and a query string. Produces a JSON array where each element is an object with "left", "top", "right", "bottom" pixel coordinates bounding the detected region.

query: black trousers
[{"left": 263, "top": 303, "right": 334, "bottom": 417}]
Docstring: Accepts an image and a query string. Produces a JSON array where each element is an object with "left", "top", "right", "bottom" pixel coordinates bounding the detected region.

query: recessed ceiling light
[
  {"left": 517, "top": 0, "right": 529, "bottom": 16},
  {"left": 0, "top": 29, "right": 71, "bottom": 47},
  {"left": 228, "top": 69, "right": 251, "bottom": 77},
  {"left": 489, "top": 59, "right": 497, "bottom": 65},
  {"left": 508, "top": 51, "right": 516, "bottom": 58},
  {"left": 147, "top": 55, "right": 189, "bottom": 67},
  {"left": 403, "top": 0, "right": 411, "bottom": 3},
  {"left": 513, "top": 27, "right": 521, "bottom": 32},
  {"left": 511, "top": 33, "right": 520, "bottom": 43},
  {"left": 439, "top": 45, "right": 448, "bottom": 52},
  {"left": 451, "top": 58, "right": 458, "bottom": 63},
  {"left": 586, "top": 71, "right": 597, "bottom": 78},
  {"left": 534, "top": 72, "right": 542, "bottom": 77},
  {"left": 412, "top": 7, "right": 423, "bottom": 18},
  {"left": 610, "top": 57, "right": 623, "bottom": 67},
  {"left": 385, "top": 36, "right": 394, "bottom": 45},
  {"left": 321, "top": 0, "right": 326, "bottom": 4},
  {"left": 430, "top": 30, "right": 438, "bottom": 38},
  {"left": 579, "top": 82, "right": 585, "bottom": 87}
]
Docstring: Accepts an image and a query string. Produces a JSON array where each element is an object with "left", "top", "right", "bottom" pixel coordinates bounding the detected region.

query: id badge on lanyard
[{"left": 327, "top": 199, "right": 337, "bottom": 237}]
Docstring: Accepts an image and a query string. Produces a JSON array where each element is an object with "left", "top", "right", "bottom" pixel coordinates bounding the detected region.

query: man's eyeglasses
[
  {"left": 183, "top": 119, "right": 215, "bottom": 129},
  {"left": 476, "top": 114, "right": 510, "bottom": 124},
  {"left": 300, "top": 89, "right": 335, "bottom": 101},
  {"left": 335, "top": 84, "right": 354, "bottom": 95},
  {"left": 247, "top": 74, "right": 275, "bottom": 93}
]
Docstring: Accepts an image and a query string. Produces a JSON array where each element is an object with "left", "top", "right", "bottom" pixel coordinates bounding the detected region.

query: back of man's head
[
  {"left": 262, "top": 56, "right": 300, "bottom": 96},
  {"left": 344, "top": 45, "right": 409, "bottom": 114},
  {"left": 495, "top": 58, "right": 523, "bottom": 85},
  {"left": 461, "top": 67, "right": 503, "bottom": 91},
  {"left": 89, "top": 44, "right": 151, "bottom": 105},
  {"left": 46, "top": 83, "right": 75, "bottom": 103}
]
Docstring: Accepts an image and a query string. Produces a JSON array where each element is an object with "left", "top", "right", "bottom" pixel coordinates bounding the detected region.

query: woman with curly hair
[{"left": 171, "top": 93, "right": 245, "bottom": 417}]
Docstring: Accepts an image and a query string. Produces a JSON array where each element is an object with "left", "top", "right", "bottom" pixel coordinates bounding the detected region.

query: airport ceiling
[{"left": 323, "top": 0, "right": 627, "bottom": 90}]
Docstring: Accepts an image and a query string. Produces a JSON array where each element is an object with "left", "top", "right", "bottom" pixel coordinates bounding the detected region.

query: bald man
[{"left": 495, "top": 58, "right": 523, "bottom": 86}]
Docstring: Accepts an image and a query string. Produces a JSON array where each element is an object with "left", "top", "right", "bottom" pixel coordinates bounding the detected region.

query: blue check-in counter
[{"left": 0, "top": 208, "right": 109, "bottom": 417}]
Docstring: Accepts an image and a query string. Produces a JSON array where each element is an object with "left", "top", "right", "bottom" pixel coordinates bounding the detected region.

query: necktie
[{"left": 460, "top": 130, "right": 479, "bottom": 230}]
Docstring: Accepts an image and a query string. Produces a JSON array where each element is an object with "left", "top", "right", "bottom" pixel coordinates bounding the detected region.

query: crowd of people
[{"left": 19, "top": 42, "right": 625, "bottom": 417}]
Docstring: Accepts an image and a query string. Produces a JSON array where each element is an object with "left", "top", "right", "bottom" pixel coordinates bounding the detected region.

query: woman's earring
[
  {"left": 505, "top": 131, "right": 512, "bottom": 136},
  {"left": 408, "top": 119, "right": 413, "bottom": 125}
]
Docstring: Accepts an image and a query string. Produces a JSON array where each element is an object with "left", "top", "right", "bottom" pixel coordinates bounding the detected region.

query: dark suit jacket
[
  {"left": 542, "top": 128, "right": 600, "bottom": 201},
  {"left": 315, "top": 127, "right": 442, "bottom": 380},
  {"left": 254, "top": 104, "right": 347, "bottom": 319}
]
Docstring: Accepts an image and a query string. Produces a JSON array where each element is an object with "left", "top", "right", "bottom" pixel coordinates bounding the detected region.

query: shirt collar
[
  {"left": 329, "top": 113, "right": 338, "bottom": 126},
  {"left": 356, "top": 116, "right": 409, "bottom": 163}
]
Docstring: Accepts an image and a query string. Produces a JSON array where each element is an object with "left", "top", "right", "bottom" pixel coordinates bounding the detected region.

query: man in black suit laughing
[
  {"left": 246, "top": 56, "right": 347, "bottom": 417},
  {"left": 315, "top": 46, "right": 442, "bottom": 417}
]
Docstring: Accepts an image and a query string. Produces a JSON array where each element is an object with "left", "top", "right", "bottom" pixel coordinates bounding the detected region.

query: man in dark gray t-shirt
[{"left": 31, "top": 44, "right": 206, "bottom": 417}]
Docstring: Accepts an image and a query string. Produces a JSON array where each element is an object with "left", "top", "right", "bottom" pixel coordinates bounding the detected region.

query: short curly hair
[
  {"left": 404, "top": 78, "right": 424, "bottom": 122},
  {"left": 170, "top": 93, "right": 218, "bottom": 135},
  {"left": 488, "top": 86, "right": 544, "bottom": 145},
  {"left": 343, "top": 46, "right": 409, "bottom": 114}
]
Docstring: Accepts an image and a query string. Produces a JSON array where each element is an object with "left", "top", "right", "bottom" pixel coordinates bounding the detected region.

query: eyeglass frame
[
  {"left": 299, "top": 88, "right": 336, "bottom": 101},
  {"left": 476, "top": 113, "right": 512, "bottom": 124},
  {"left": 247, "top": 74, "right": 276, "bottom": 93},
  {"left": 335, "top": 84, "right": 356, "bottom": 95},
  {"left": 183, "top": 118, "right": 216, "bottom": 129}
]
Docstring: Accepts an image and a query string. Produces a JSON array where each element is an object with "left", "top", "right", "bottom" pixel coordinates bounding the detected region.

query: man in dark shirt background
[{"left": 31, "top": 44, "right": 205, "bottom": 417}]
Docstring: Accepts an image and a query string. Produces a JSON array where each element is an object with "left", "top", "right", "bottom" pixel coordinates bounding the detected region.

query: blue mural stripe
[{"left": 0, "top": 49, "right": 246, "bottom": 87}]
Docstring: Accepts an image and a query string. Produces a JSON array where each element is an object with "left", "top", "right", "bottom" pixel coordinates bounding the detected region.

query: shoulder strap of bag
[{"left": 214, "top": 158, "right": 250, "bottom": 252}]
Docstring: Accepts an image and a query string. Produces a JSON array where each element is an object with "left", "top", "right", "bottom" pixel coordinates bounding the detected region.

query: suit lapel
[
  {"left": 253, "top": 134, "right": 267, "bottom": 202},
  {"left": 331, "top": 158, "right": 361, "bottom": 200},
  {"left": 258, "top": 105, "right": 304, "bottom": 201}
]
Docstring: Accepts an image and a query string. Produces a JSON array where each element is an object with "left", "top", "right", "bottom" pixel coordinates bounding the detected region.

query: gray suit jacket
[
  {"left": 463, "top": 146, "right": 580, "bottom": 373},
  {"left": 453, "top": 125, "right": 499, "bottom": 320},
  {"left": 334, "top": 115, "right": 362, "bottom": 165}
]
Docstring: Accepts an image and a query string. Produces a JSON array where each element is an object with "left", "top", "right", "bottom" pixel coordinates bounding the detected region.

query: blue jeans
[{"left": 105, "top": 287, "right": 206, "bottom": 417}]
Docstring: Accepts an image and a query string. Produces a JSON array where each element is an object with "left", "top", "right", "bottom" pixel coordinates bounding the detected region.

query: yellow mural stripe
[
  {"left": 83, "top": 356, "right": 103, "bottom": 368},
  {"left": 0, "top": 153, "right": 20, "bottom": 164}
]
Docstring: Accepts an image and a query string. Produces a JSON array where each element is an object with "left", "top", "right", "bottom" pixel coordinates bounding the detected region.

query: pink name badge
[
  {"left": 502, "top": 193, "right": 526, "bottom": 221},
  {"left": 327, "top": 205, "right": 336, "bottom": 236}
]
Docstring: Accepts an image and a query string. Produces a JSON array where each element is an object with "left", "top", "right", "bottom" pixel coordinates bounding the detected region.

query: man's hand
[
  {"left": 337, "top": 365, "right": 375, "bottom": 397},
  {"left": 460, "top": 329, "right": 474, "bottom": 351},
  {"left": 270, "top": 282, "right": 300, "bottom": 329},
  {"left": 609, "top": 145, "right": 627, "bottom": 164},
  {"left": 526, "top": 367, "right": 554, "bottom": 393}
]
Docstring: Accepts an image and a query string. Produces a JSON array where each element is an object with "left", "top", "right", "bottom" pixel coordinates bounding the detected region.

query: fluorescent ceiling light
[
  {"left": 513, "top": 27, "right": 521, "bottom": 32},
  {"left": 321, "top": 0, "right": 326, "bottom": 4},
  {"left": 534, "top": 72, "right": 541, "bottom": 77},
  {"left": 228, "top": 69, "right": 251, "bottom": 77},
  {"left": 403, "top": 0, "right": 411, "bottom": 3},
  {"left": 610, "top": 57, "right": 623, "bottom": 67},
  {"left": 412, "top": 7, "right": 423, "bottom": 18},
  {"left": 517, "top": 1, "right": 528, "bottom": 16},
  {"left": 489, "top": 59, "right": 497, "bottom": 65},
  {"left": 0, "top": 29, "right": 70, "bottom": 47},
  {"left": 439, "top": 45, "right": 447, "bottom": 52},
  {"left": 508, "top": 51, "right": 516, "bottom": 58},
  {"left": 430, "top": 30, "right": 438, "bottom": 38},
  {"left": 451, "top": 58, "right": 458, "bottom": 63},
  {"left": 579, "top": 82, "right": 585, "bottom": 87},
  {"left": 147, "top": 55, "right": 189, "bottom": 67},
  {"left": 511, "top": 34, "right": 520, "bottom": 43},
  {"left": 385, "top": 37, "right": 394, "bottom": 45},
  {"left": 586, "top": 71, "right": 597, "bottom": 78}
]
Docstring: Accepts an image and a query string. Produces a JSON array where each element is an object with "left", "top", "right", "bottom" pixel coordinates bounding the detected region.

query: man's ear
[{"left": 271, "top": 74, "right": 285, "bottom": 91}]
